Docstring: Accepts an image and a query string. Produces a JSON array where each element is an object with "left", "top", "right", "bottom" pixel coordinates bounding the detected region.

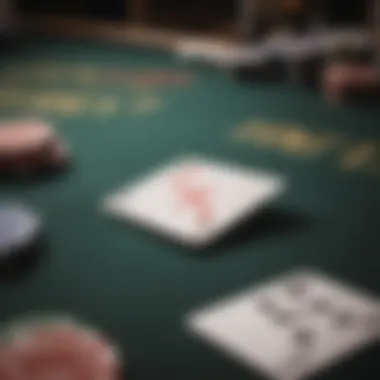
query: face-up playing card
[
  {"left": 102, "top": 156, "right": 285, "bottom": 248},
  {"left": 185, "top": 269, "right": 380, "bottom": 380}
]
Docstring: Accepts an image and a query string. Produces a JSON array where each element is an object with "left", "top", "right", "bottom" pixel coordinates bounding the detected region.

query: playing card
[
  {"left": 185, "top": 269, "right": 380, "bottom": 380},
  {"left": 102, "top": 156, "right": 285, "bottom": 248}
]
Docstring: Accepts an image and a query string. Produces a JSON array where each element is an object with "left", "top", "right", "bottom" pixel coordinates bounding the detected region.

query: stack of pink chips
[
  {"left": 322, "top": 62, "right": 380, "bottom": 103},
  {"left": 0, "top": 120, "right": 69, "bottom": 175},
  {"left": 0, "top": 316, "right": 122, "bottom": 380}
]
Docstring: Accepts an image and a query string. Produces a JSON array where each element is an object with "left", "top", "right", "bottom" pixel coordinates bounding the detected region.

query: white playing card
[
  {"left": 185, "top": 269, "right": 380, "bottom": 380},
  {"left": 102, "top": 156, "right": 285, "bottom": 248}
]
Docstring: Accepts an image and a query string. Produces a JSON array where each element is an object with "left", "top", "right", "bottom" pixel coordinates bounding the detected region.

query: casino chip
[
  {"left": 0, "top": 119, "right": 70, "bottom": 176},
  {"left": 0, "top": 315, "right": 122, "bottom": 380},
  {"left": 0, "top": 202, "right": 42, "bottom": 272}
]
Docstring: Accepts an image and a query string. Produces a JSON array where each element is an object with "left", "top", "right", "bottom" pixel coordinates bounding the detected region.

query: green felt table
[{"left": 1, "top": 37, "right": 380, "bottom": 380}]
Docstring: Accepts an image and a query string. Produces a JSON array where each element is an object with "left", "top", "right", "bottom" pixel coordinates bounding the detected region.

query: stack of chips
[
  {"left": 0, "top": 315, "right": 122, "bottom": 380},
  {"left": 322, "top": 62, "right": 380, "bottom": 103},
  {"left": 0, "top": 202, "right": 42, "bottom": 270},
  {"left": 0, "top": 120, "right": 69, "bottom": 176}
]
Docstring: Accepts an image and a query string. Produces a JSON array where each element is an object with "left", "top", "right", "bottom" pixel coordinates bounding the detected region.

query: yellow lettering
[
  {"left": 75, "top": 66, "right": 99, "bottom": 85},
  {"left": 1, "top": 63, "right": 67, "bottom": 83},
  {"left": 93, "top": 96, "right": 119, "bottom": 116},
  {"left": 20, "top": 62, "right": 65, "bottom": 80},
  {"left": 0, "top": 90, "right": 30, "bottom": 108},
  {"left": 233, "top": 120, "right": 341, "bottom": 157},
  {"left": 233, "top": 121, "right": 283, "bottom": 146},
  {"left": 280, "top": 129, "right": 339, "bottom": 156},
  {"left": 341, "top": 141, "right": 379, "bottom": 172},
  {"left": 133, "top": 96, "right": 163, "bottom": 114},
  {"left": 29, "top": 92, "right": 87, "bottom": 116}
]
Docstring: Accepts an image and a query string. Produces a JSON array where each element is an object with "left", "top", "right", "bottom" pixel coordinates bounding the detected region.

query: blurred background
[{"left": 0, "top": 0, "right": 376, "bottom": 44}]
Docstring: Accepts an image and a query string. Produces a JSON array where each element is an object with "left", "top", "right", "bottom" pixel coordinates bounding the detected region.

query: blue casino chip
[{"left": 0, "top": 203, "right": 41, "bottom": 259}]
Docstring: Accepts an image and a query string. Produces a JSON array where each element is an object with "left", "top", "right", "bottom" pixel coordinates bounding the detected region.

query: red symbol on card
[{"left": 171, "top": 166, "right": 214, "bottom": 225}]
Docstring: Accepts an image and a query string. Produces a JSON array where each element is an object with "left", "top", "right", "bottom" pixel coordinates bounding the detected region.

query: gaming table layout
[{"left": 1, "top": 36, "right": 380, "bottom": 380}]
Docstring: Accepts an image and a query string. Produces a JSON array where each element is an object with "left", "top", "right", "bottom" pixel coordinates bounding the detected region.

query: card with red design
[{"left": 102, "top": 156, "right": 286, "bottom": 248}]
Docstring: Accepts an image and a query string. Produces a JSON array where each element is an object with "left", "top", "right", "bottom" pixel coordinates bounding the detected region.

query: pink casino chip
[
  {"left": 0, "top": 320, "right": 121, "bottom": 380},
  {"left": 0, "top": 346, "right": 24, "bottom": 380},
  {"left": 0, "top": 120, "right": 54, "bottom": 158},
  {"left": 0, "top": 120, "right": 70, "bottom": 174},
  {"left": 323, "top": 62, "right": 380, "bottom": 102}
]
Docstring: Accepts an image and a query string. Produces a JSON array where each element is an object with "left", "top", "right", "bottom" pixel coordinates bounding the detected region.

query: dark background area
[
  {"left": 326, "top": 0, "right": 368, "bottom": 24},
  {"left": 18, "top": 0, "right": 128, "bottom": 21},
  {"left": 147, "top": 0, "right": 235, "bottom": 31},
  {"left": 18, "top": 0, "right": 369, "bottom": 26}
]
